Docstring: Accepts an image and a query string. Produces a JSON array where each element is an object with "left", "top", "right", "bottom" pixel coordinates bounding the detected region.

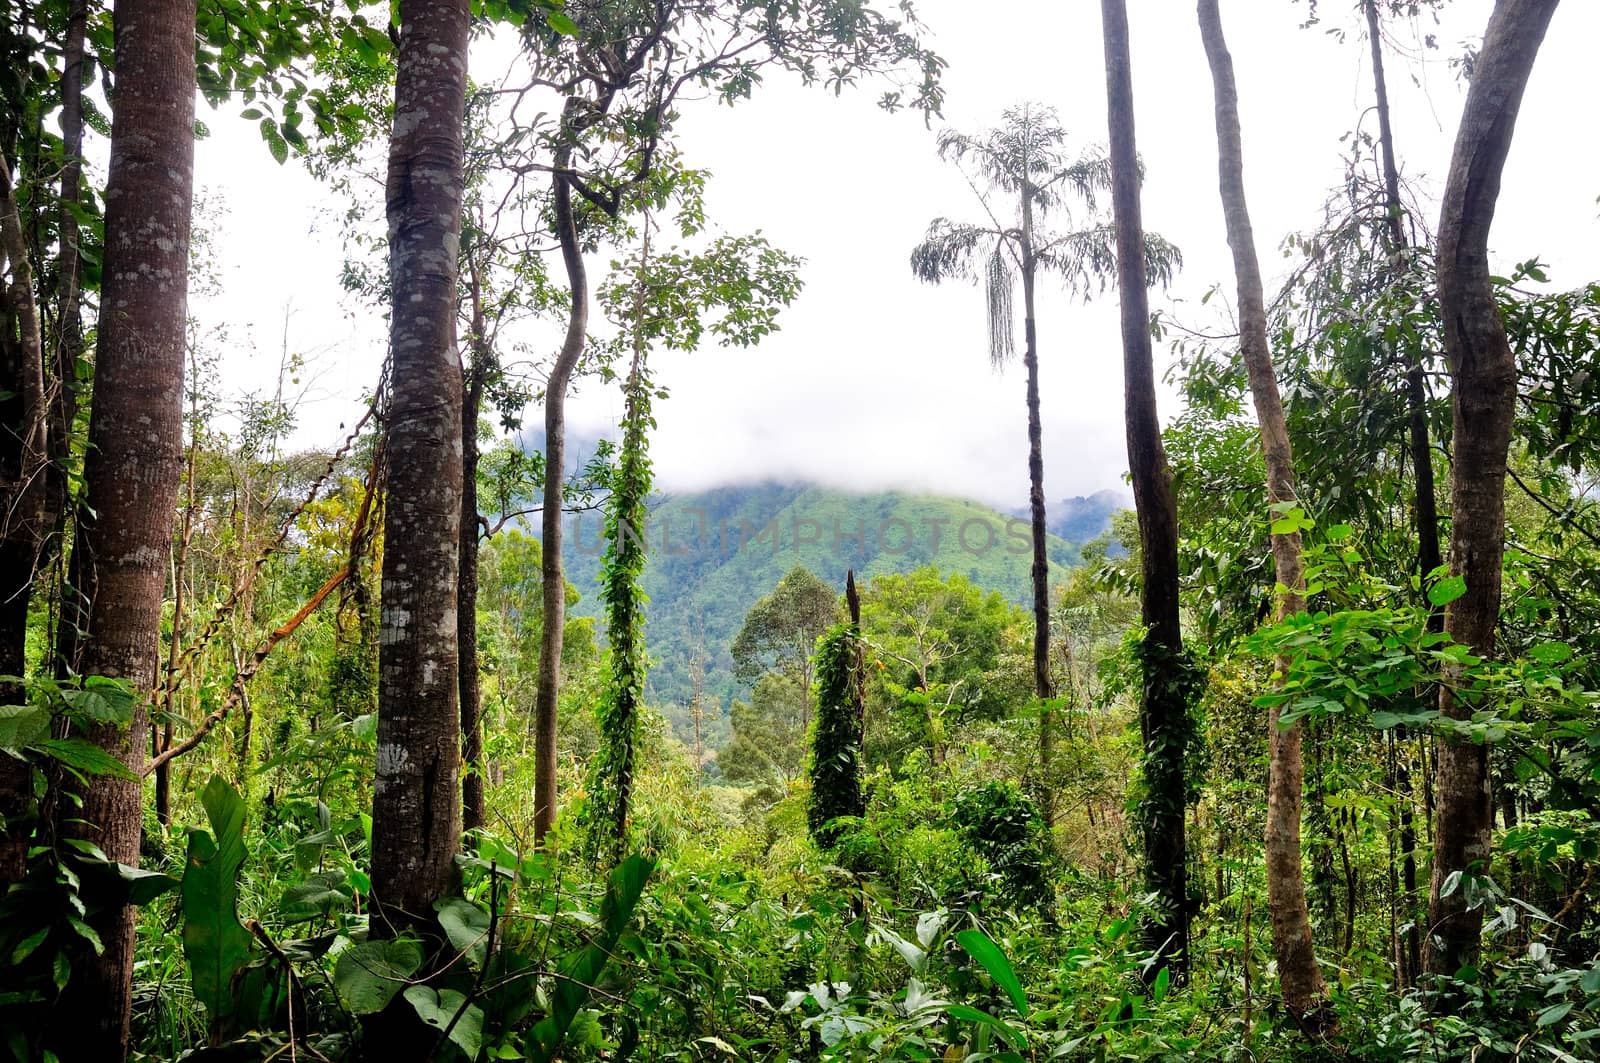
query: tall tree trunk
[
  {"left": 1362, "top": 0, "right": 1430, "bottom": 985},
  {"left": 0, "top": 91, "right": 45, "bottom": 859},
  {"left": 46, "top": 0, "right": 87, "bottom": 542},
  {"left": 1101, "top": 0, "right": 1190, "bottom": 974},
  {"left": 371, "top": 0, "right": 468, "bottom": 936},
  {"left": 533, "top": 124, "right": 588, "bottom": 846},
  {"left": 1197, "top": 0, "right": 1328, "bottom": 1025},
  {"left": 48, "top": 0, "right": 90, "bottom": 687},
  {"left": 48, "top": 0, "right": 196, "bottom": 1052},
  {"left": 1427, "top": 0, "right": 1559, "bottom": 978},
  {"left": 460, "top": 350, "right": 486, "bottom": 834},
  {"left": 1020, "top": 190, "right": 1055, "bottom": 829},
  {"left": 0, "top": 159, "right": 48, "bottom": 885}
]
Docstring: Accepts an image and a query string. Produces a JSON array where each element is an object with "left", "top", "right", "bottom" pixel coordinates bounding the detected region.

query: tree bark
[
  {"left": 48, "top": 0, "right": 196, "bottom": 1052},
  {"left": 371, "top": 0, "right": 469, "bottom": 938},
  {"left": 1427, "top": 0, "right": 1559, "bottom": 978},
  {"left": 1197, "top": 0, "right": 1328, "bottom": 1024},
  {"left": 460, "top": 355, "right": 486, "bottom": 834},
  {"left": 1100, "top": 0, "right": 1190, "bottom": 974},
  {"left": 533, "top": 121, "right": 588, "bottom": 846}
]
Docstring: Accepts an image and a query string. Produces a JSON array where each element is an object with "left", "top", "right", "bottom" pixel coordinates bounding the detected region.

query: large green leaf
[
  {"left": 955, "top": 929, "right": 1027, "bottom": 1017},
  {"left": 0, "top": 704, "right": 49, "bottom": 750},
  {"left": 61, "top": 677, "right": 136, "bottom": 726},
  {"left": 96, "top": 859, "right": 181, "bottom": 906},
  {"left": 181, "top": 776, "right": 256, "bottom": 1040},
  {"left": 526, "top": 854, "right": 656, "bottom": 1063},
  {"left": 437, "top": 896, "right": 491, "bottom": 969},
  {"left": 404, "top": 985, "right": 484, "bottom": 1058},
  {"left": 335, "top": 938, "right": 423, "bottom": 1015},
  {"left": 278, "top": 870, "right": 353, "bottom": 922},
  {"left": 34, "top": 738, "right": 134, "bottom": 779}
]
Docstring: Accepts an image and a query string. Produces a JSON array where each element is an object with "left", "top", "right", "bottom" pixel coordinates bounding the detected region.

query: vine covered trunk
[
  {"left": 461, "top": 357, "right": 486, "bottom": 834},
  {"left": 1101, "top": 0, "right": 1191, "bottom": 974}
]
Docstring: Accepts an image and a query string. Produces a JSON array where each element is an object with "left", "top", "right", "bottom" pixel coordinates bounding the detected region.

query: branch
[{"left": 143, "top": 566, "right": 349, "bottom": 776}]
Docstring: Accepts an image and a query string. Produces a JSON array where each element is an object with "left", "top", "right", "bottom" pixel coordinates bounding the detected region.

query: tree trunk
[
  {"left": 1427, "top": 0, "right": 1558, "bottom": 978},
  {"left": 1101, "top": 0, "right": 1190, "bottom": 974},
  {"left": 1361, "top": 0, "right": 1444, "bottom": 598},
  {"left": 45, "top": 0, "right": 87, "bottom": 545},
  {"left": 48, "top": 0, "right": 196, "bottom": 1051},
  {"left": 1197, "top": 0, "right": 1328, "bottom": 1024},
  {"left": 1020, "top": 193, "right": 1056, "bottom": 831},
  {"left": 460, "top": 354, "right": 486, "bottom": 834},
  {"left": 1363, "top": 5, "right": 1438, "bottom": 984},
  {"left": 371, "top": 0, "right": 468, "bottom": 937},
  {"left": 533, "top": 123, "right": 588, "bottom": 846},
  {"left": 0, "top": 160, "right": 49, "bottom": 885}
]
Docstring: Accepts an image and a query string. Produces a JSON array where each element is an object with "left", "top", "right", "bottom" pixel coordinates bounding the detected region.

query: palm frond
[
  {"left": 910, "top": 218, "right": 998, "bottom": 284},
  {"left": 1035, "top": 224, "right": 1182, "bottom": 297}
]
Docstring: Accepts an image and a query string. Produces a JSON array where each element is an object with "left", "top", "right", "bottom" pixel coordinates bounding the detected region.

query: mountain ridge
[{"left": 553, "top": 480, "right": 1124, "bottom": 721}]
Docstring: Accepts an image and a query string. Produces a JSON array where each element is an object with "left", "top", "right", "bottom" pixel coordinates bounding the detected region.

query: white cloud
[{"left": 191, "top": 0, "right": 1600, "bottom": 507}]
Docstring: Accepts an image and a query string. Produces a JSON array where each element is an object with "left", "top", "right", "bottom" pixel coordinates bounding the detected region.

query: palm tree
[{"left": 910, "top": 103, "right": 1178, "bottom": 823}]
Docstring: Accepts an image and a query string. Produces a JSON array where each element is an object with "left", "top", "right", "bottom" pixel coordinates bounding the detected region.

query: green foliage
[
  {"left": 808, "top": 623, "right": 865, "bottom": 848},
  {"left": 720, "top": 673, "right": 807, "bottom": 801},
  {"left": 561, "top": 485, "right": 1092, "bottom": 716},
  {"left": 526, "top": 854, "right": 656, "bottom": 1063},
  {"left": 730, "top": 565, "right": 839, "bottom": 690},
  {"left": 180, "top": 776, "right": 256, "bottom": 1041},
  {"left": 583, "top": 340, "right": 656, "bottom": 865},
  {"left": 951, "top": 781, "right": 1052, "bottom": 908},
  {"left": 335, "top": 938, "right": 424, "bottom": 1015}
]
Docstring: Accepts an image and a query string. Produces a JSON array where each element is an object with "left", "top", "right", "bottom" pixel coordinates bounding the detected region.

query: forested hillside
[
  {"left": 558, "top": 482, "right": 1093, "bottom": 712},
  {"left": 2, "top": 1, "right": 1600, "bottom": 1061}
]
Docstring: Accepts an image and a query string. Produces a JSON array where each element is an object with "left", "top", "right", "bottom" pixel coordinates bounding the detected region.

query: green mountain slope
[{"left": 558, "top": 482, "right": 1107, "bottom": 716}]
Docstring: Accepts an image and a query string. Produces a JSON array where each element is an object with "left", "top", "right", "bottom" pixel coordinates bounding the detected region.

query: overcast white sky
[{"left": 188, "top": 0, "right": 1600, "bottom": 511}]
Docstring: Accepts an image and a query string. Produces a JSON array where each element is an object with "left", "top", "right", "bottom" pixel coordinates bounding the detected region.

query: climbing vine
[{"left": 807, "top": 621, "right": 866, "bottom": 848}]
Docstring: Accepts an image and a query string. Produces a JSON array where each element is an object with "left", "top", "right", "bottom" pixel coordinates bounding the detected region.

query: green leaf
[
  {"left": 258, "top": 117, "right": 288, "bottom": 165},
  {"left": 875, "top": 923, "right": 926, "bottom": 974},
  {"left": 182, "top": 777, "right": 255, "bottom": 1036},
  {"left": 0, "top": 704, "right": 50, "bottom": 749},
  {"left": 404, "top": 986, "right": 484, "bottom": 1057},
  {"left": 35, "top": 739, "right": 133, "bottom": 779},
  {"left": 1151, "top": 964, "right": 1170, "bottom": 1003},
  {"left": 1529, "top": 641, "right": 1575, "bottom": 665},
  {"left": 335, "top": 938, "right": 423, "bottom": 1015},
  {"left": 11, "top": 927, "right": 49, "bottom": 964},
  {"left": 546, "top": 10, "right": 578, "bottom": 34},
  {"left": 63, "top": 677, "right": 137, "bottom": 727},
  {"left": 945, "top": 1004, "right": 1025, "bottom": 1049},
  {"left": 436, "top": 896, "right": 491, "bottom": 969},
  {"left": 278, "top": 871, "right": 353, "bottom": 922},
  {"left": 1537, "top": 1001, "right": 1574, "bottom": 1026},
  {"left": 955, "top": 929, "right": 1027, "bottom": 1017},
  {"left": 1428, "top": 575, "right": 1467, "bottom": 607},
  {"left": 526, "top": 854, "right": 655, "bottom": 1063},
  {"left": 67, "top": 915, "right": 103, "bottom": 955},
  {"left": 108, "top": 861, "right": 181, "bottom": 906}
]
